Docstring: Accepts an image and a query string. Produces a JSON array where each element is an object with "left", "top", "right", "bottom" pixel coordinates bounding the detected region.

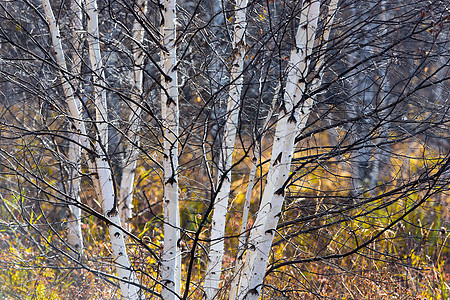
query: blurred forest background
[{"left": 0, "top": 0, "right": 449, "bottom": 299}]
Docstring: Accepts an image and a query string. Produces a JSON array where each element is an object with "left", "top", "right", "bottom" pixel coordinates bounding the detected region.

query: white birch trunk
[
  {"left": 66, "top": 0, "right": 84, "bottom": 254},
  {"left": 228, "top": 149, "right": 257, "bottom": 300},
  {"left": 67, "top": 132, "right": 84, "bottom": 254},
  {"left": 119, "top": 0, "right": 148, "bottom": 227},
  {"left": 86, "top": 0, "right": 107, "bottom": 144},
  {"left": 203, "top": 0, "right": 248, "bottom": 298},
  {"left": 237, "top": 2, "right": 321, "bottom": 299},
  {"left": 41, "top": 0, "right": 88, "bottom": 146},
  {"left": 228, "top": 82, "right": 279, "bottom": 300},
  {"left": 309, "top": 0, "right": 338, "bottom": 92},
  {"left": 160, "top": 0, "right": 181, "bottom": 298},
  {"left": 85, "top": 1, "right": 140, "bottom": 298},
  {"left": 42, "top": 2, "right": 139, "bottom": 298}
]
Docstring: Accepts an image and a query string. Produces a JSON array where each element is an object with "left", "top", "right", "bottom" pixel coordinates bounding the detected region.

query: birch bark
[
  {"left": 67, "top": 132, "right": 83, "bottom": 254},
  {"left": 86, "top": 1, "right": 141, "bottom": 298},
  {"left": 228, "top": 82, "right": 279, "bottom": 300},
  {"left": 240, "top": 2, "right": 338, "bottom": 298},
  {"left": 86, "top": 0, "right": 139, "bottom": 299},
  {"left": 86, "top": 1, "right": 140, "bottom": 298},
  {"left": 66, "top": 0, "right": 84, "bottom": 255},
  {"left": 41, "top": 0, "right": 88, "bottom": 146},
  {"left": 160, "top": 0, "right": 181, "bottom": 297},
  {"left": 203, "top": 0, "right": 248, "bottom": 298},
  {"left": 42, "top": 0, "right": 139, "bottom": 298},
  {"left": 67, "top": 132, "right": 83, "bottom": 253},
  {"left": 119, "top": 0, "right": 148, "bottom": 227},
  {"left": 236, "top": 1, "right": 322, "bottom": 299}
]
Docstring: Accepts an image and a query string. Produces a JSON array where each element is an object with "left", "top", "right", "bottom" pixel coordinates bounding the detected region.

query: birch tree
[
  {"left": 118, "top": 0, "right": 148, "bottom": 227},
  {"left": 66, "top": 0, "right": 84, "bottom": 254},
  {"left": 204, "top": 0, "right": 249, "bottom": 297},
  {"left": 85, "top": 1, "right": 140, "bottom": 297},
  {"left": 160, "top": 0, "right": 181, "bottom": 297},
  {"left": 229, "top": 2, "right": 339, "bottom": 299},
  {"left": 41, "top": 0, "right": 139, "bottom": 298},
  {"left": 236, "top": 1, "right": 322, "bottom": 298},
  {"left": 228, "top": 81, "right": 279, "bottom": 300}
]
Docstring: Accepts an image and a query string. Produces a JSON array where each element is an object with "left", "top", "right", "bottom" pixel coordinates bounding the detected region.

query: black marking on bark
[
  {"left": 265, "top": 229, "right": 274, "bottom": 235},
  {"left": 299, "top": 102, "right": 306, "bottom": 116},
  {"left": 166, "top": 176, "right": 177, "bottom": 185},
  {"left": 273, "top": 152, "right": 282, "bottom": 166},
  {"left": 247, "top": 288, "right": 259, "bottom": 296},
  {"left": 107, "top": 207, "right": 118, "bottom": 217},
  {"left": 220, "top": 173, "right": 230, "bottom": 182},
  {"left": 162, "top": 279, "right": 174, "bottom": 285},
  {"left": 274, "top": 187, "right": 285, "bottom": 196},
  {"left": 118, "top": 252, "right": 123, "bottom": 256},
  {"left": 162, "top": 73, "right": 171, "bottom": 81},
  {"left": 298, "top": 77, "right": 306, "bottom": 83},
  {"left": 252, "top": 156, "right": 257, "bottom": 163},
  {"left": 279, "top": 102, "right": 287, "bottom": 114},
  {"left": 166, "top": 96, "right": 176, "bottom": 107},
  {"left": 114, "top": 232, "right": 121, "bottom": 238},
  {"left": 288, "top": 114, "right": 297, "bottom": 123},
  {"left": 160, "top": 44, "right": 169, "bottom": 53}
]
